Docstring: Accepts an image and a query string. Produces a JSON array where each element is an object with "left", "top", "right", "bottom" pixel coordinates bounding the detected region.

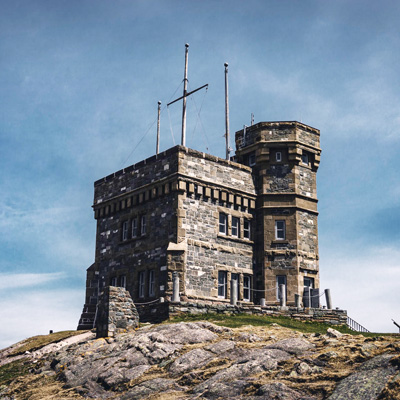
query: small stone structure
[{"left": 96, "top": 286, "right": 139, "bottom": 338}]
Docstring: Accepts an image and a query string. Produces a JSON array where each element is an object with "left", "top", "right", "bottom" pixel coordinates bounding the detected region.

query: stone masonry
[{"left": 78, "top": 121, "right": 323, "bottom": 327}]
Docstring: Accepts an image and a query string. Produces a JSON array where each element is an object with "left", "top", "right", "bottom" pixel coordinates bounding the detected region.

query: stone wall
[
  {"left": 96, "top": 286, "right": 139, "bottom": 338},
  {"left": 169, "top": 301, "right": 348, "bottom": 326}
]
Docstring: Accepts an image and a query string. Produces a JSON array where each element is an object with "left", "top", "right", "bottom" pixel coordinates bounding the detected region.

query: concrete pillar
[
  {"left": 172, "top": 272, "right": 180, "bottom": 302},
  {"left": 294, "top": 293, "right": 301, "bottom": 308},
  {"left": 260, "top": 298, "right": 266, "bottom": 307},
  {"left": 230, "top": 279, "right": 238, "bottom": 305},
  {"left": 279, "top": 284, "right": 286, "bottom": 307},
  {"left": 325, "top": 288, "right": 332, "bottom": 310}
]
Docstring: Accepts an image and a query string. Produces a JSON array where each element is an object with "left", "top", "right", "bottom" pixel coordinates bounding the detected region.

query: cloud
[{"left": 0, "top": 272, "right": 64, "bottom": 290}]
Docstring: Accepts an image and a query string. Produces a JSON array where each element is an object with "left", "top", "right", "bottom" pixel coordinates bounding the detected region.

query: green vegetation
[
  {"left": 0, "top": 359, "right": 31, "bottom": 387},
  {"left": 8, "top": 330, "right": 87, "bottom": 357},
  {"left": 168, "top": 313, "right": 386, "bottom": 337}
]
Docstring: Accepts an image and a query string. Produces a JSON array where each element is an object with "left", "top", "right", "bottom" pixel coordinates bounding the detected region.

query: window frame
[
  {"left": 138, "top": 271, "right": 145, "bottom": 298},
  {"left": 275, "top": 220, "right": 286, "bottom": 240},
  {"left": 140, "top": 215, "right": 146, "bottom": 236},
  {"left": 243, "top": 275, "right": 251, "bottom": 301},
  {"left": 111, "top": 277, "right": 118, "bottom": 287},
  {"left": 276, "top": 151, "right": 282, "bottom": 162},
  {"left": 148, "top": 270, "right": 155, "bottom": 297},
  {"left": 231, "top": 216, "right": 240, "bottom": 237},
  {"left": 218, "top": 271, "right": 227, "bottom": 298},
  {"left": 122, "top": 220, "right": 129, "bottom": 241},
  {"left": 301, "top": 152, "right": 309, "bottom": 165},
  {"left": 304, "top": 276, "right": 314, "bottom": 289},
  {"left": 244, "top": 219, "right": 251, "bottom": 239},
  {"left": 132, "top": 217, "right": 138, "bottom": 238},
  {"left": 219, "top": 213, "right": 227, "bottom": 235},
  {"left": 119, "top": 275, "right": 126, "bottom": 289},
  {"left": 248, "top": 153, "right": 256, "bottom": 167}
]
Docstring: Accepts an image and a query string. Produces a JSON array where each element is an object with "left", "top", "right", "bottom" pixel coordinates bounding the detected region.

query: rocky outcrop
[{"left": 1, "top": 322, "right": 399, "bottom": 399}]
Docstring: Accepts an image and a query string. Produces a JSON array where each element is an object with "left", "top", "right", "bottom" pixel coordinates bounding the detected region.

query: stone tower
[{"left": 235, "top": 122, "right": 321, "bottom": 305}]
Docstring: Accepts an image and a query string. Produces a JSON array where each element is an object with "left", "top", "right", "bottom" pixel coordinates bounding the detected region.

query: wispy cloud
[{"left": 0, "top": 272, "right": 64, "bottom": 290}]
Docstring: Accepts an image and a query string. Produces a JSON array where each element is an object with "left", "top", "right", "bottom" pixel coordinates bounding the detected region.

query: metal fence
[{"left": 347, "top": 316, "right": 370, "bottom": 333}]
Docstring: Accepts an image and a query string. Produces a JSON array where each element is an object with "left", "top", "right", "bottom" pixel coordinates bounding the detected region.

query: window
[
  {"left": 138, "top": 271, "right": 145, "bottom": 298},
  {"left": 119, "top": 275, "right": 126, "bottom": 289},
  {"left": 243, "top": 276, "right": 251, "bottom": 301},
  {"left": 276, "top": 152, "right": 282, "bottom": 162},
  {"left": 275, "top": 220, "right": 286, "bottom": 240},
  {"left": 276, "top": 275, "right": 287, "bottom": 300},
  {"left": 132, "top": 217, "right": 138, "bottom": 238},
  {"left": 149, "top": 270, "right": 155, "bottom": 297},
  {"left": 232, "top": 217, "right": 240, "bottom": 237},
  {"left": 301, "top": 152, "right": 309, "bottom": 165},
  {"left": 122, "top": 221, "right": 129, "bottom": 241},
  {"left": 304, "top": 276, "right": 314, "bottom": 289},
  {"left": 244, "top": 219, "right": 251, "bottom": 239},
  {"left": 218, "top": 271, "right": 227, "bottom": 298},
  {"left": 248, "top": 153, "right": 256, "bottom": 166},
  {"left": 219, "top": 213, "right": 227, "bottom": 235},
  {"left": 140, "top": 215, "right": 146, "bottom": 235},
  {"left": 111, "top": 277, "right": 118, "bottom": 287}
]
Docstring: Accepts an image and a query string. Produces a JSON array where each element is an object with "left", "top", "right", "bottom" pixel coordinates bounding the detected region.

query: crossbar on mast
[{"left": 167, "top": 44, "right": 208, "bottom": 147}]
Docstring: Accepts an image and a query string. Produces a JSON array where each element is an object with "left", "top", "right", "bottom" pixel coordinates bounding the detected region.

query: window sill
[
  {"left": 217, "top": 234, "right": 254, "bottom": 244},
  {"left": 272, "top": 240, "right": 288, "bottom": 244},
  {"left": 120, "top": 234, "right": 148, "bottom": 245}
]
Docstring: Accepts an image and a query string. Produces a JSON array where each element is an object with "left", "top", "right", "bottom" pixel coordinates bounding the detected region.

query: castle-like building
[{"left": 78, "top": 121, "right": 321, "bottom": 329}]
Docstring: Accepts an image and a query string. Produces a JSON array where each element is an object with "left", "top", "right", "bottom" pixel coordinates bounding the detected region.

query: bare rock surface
[{"left": 1, "top": 321, "right": 400, "bottom": 400}]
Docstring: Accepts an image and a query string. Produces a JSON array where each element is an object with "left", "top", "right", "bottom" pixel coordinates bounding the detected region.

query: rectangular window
[
  {"left": 219, "top": 213, "right": 227, "bottom": 235},
  {"left": 132, "top": 217, "right": 138, "bottom": 238},
  {"left": 149, "top": 270, "right": 155, "bottom": 297},
  {"left": 232, "top": 217, "right": 240, "bottom": 237},
  {"left": 141, "top": 215, "right": 146, "bottom": 235},
  {"left": 304, "top": 276, "right": 314, "bottom": 289},
  {"left": 302, "top": 152, "right": 309, "bottom": 165},
  {"left": 122, "top": 221, "right": 129, "bottom": 241},
  {"left": 275, "top": 220, "right": 286, "bottom": 240},
  {"left": 249, "top": 152, "right": 256, "bottom": 166},
  {"left": 111, "top": 277, "right": 118, "bottom": 287},
  {"left": 276, "top": 151, "right": 282, "bottom": 162},
  {"left": 276, "top": 275, "right": 287, "bottom": 301},
  {"left": 218, "top": 271, "right": 227, "bottom": 298},
  {"left": 138, "top": 271, "right": 145, "bottom": 298},
  {"left": 243, "top": 276, "right": 251, "bottom": 301},
  {"left": 119, "top": 275, "right": 126, "bottom": 289},
  {"left": 244, "top": 219, "right": 251, "bottom": 239}
]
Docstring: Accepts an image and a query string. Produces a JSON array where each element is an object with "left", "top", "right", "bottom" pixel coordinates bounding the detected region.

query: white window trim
[
  {"left": 122, "top": 221, "right": 129, "bottom": 241},
  {"left": 149, "top": 270, "right": 155, "bottom": 297},
  {"left": 275, "top": 220, "right": 286, "bottom": 240},
  {"left": 219, "top": 213, "right": 227, "bottom": 235},
  {"left": 243, "top": 276, "right": 251, "bottom": 301},
  {"left": 276, "top": 151, "right": 282, "bottom": 162},
  {"left": 231, "top": 216, "right": 240, "bottom": 237},
  {"left": 132, "top": 217, "right": 138, "bottom": 238},
  {"left": 218, "top": 271, "right": 227, "bottom": 298},
  {"left": 120, "top": 275, "right": 126, "bottom": 289},
  {"left": 140, "top": 215, "right": 146, "bottom": 235},
  {"left": 138, "top": 271, "right": 145, "bottom": 298},
  {"left": 111, "top": 277, "right": 118, "bottom": 287},
  {"left": 244, "top": 219, "right": 251, "bottom": 239}
]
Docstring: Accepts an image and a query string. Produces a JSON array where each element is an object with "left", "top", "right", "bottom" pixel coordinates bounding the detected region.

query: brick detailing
[{"left": 96, "top": 286, "right": 139, "bottom": 338}]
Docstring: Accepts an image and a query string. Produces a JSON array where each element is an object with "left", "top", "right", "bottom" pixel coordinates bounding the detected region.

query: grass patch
[
  {"left": 168, "top": 313, "right": 384, "bottom": 337},
  {"left": 0, "top": 359, "right": 31, "bottom": 386},
  {"left": 8, "top": 330, "right": 87, "bottom": 357}
]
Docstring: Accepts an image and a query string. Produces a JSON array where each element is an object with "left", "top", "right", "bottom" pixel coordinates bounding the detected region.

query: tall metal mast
[
  {"left": 224, "top": 62, "right": 230, "bottom": 160},
  {"left": 156, "top": 101, "right": 161, "bottom": 154},
  {"left": 167, "top": 44, "right": 208, "bottom": 148}
]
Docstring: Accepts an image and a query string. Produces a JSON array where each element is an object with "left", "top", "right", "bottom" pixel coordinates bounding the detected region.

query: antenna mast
[
  {"left": 156, "top": 101, "right": 161, "bottom": 155},
  {"left": 167, "top": 44, "right": 208, "bottom": 148},
  {"left": 224, "top": 62, "right": 230, "bottom": 160}
]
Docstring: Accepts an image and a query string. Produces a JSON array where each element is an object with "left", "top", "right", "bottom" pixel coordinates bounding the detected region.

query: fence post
[
  {"left": 294, "top": 293, "right": 301, "bottom": 308},
  {"left": 172, "top": 272, "right": 180, "bottom": 302},
  {"left": 279, "top": 284, "right": 286, "bottom": 307},
  {"left": 230, "top": 279, "right": 238, "bottom": 305},
  {"left": 325, "top": 288, "right": 332, "bottom": 309}
]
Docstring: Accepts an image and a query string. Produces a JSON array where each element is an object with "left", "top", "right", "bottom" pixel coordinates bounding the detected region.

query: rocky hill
[{"left": 1, "top": 319, "right": 399, "bottom": 400}]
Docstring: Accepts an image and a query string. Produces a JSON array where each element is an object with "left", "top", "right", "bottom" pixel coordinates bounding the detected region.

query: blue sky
[{"left": 1, "top": 0, "right": 400, "bottom": 348}]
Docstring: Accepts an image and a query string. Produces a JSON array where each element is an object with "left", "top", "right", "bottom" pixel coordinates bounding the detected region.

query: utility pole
[
  {"left": 167, "top": 44, "right": 208, "bottom": 147},
  {"left": 156, "top": 101, "right": 161, "bottom": 155},
  {"left": 224, "top": 62, "right": 230, "bottom": 160}
]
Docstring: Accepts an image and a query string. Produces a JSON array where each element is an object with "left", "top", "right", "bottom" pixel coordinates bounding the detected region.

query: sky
[{"left": 1, "top": 0, "right": 400, "bottom": 348}]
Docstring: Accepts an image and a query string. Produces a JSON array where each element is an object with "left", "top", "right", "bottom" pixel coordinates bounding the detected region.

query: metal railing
[{"left": 347, "top": 316, "right": 370, "bottom": 332}]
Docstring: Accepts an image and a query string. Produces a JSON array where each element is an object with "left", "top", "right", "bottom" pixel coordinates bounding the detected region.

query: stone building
[{"left": 78, "top": 121, "right": 321, "bottom": 329}]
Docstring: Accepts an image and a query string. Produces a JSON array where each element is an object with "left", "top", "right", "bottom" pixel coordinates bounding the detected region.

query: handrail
[{"left": 347, "top": 316, "right": 369, "bottom": 333}]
